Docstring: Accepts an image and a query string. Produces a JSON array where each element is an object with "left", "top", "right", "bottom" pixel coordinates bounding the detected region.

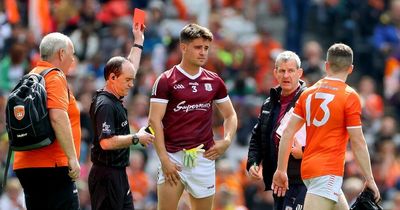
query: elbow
[
  {"left": 49, "top": 109, "right": 63, "bottom": 124},
  {"left": 99, "top": 139, "right": 111, "bottom": 150},
  {"left": 350, "top": 138, "right": 366, "bottom": 150}
]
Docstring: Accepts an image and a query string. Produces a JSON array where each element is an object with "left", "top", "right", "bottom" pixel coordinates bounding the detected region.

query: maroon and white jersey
[{"left": 151, "top": 65, "right": 229, "bottom": 153}]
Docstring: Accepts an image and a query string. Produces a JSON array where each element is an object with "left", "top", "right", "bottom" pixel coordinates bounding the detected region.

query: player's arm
[
  {"left": 148, "top": 101, "right": 181, "bottom": 185},
  {"left": 348, "top": 127, "right": 381, "bottom": 202},
  {"left": 100, "top": 135, "right": 134, "bottom": 149},
  {"left": 204, "top": 99, "right": 237, "bottom": 160},
  {"left": 47, "top": 74, "right": 79, "bottom": 180},
  {"left": 247, "top": 102, "right": 265, "bottom": 179},
  {"left": 127, "top": 22, "right": 144, "bottom": 75},
  {"left": 276, "top": 115, "right": 304, "bottom": 172},
  {"left": 148, "top": 102, "right": 168, "bottom": 161},
  {"left": 49, "top": 109, "right": 80, "bottom": 179},
  {"left": 272, "top": 115, "right": 304, "bottom": 197},
  {"left": 99, "top": 129, "right": 154, "bottom": 150}
]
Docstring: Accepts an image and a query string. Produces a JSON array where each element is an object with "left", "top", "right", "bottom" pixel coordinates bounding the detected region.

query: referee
[{"left": 88, "top": 23, "right": 154, "bottom": 210}]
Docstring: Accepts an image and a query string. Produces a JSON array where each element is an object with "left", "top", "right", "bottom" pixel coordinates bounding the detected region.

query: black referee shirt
[{"left": 89, "top": 90, "right": 130, "bottom": 168}]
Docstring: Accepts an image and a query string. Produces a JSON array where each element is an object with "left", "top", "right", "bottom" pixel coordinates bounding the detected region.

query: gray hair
[
  {"left": 275, "top": 51, "right": 301, "bottom": 69},
  {"left": 39, "top": 32, "right": 70, "bottom": 61}
]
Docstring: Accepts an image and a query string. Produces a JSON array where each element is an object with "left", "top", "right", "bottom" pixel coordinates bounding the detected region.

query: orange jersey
[
  {"left": 293, "top": 77, "right": 362, "bottom": 179},
  {"left": 14, "top": 61, "right": 81, "bottom": 169}
]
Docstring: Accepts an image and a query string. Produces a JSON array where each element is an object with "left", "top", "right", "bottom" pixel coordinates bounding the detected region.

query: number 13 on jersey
[{"left": 305, "top": 92, "right": 335, "bottom": 127}]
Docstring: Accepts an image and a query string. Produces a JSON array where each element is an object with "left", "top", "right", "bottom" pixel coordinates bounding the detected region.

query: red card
[{"left": 133, "top": 8, "right": 146, "bottom": 26}]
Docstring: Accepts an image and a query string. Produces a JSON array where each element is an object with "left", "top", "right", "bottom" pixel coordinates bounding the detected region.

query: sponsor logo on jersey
[
  {"left": 173, "top": 84, "right": 185, "bottom": 89},
  {"left": 121, "top": 120, "right": 128, "bottom": 127},
  {"left": 173, "top": 101, "right": 211, "bottom": 112},
  {"left": 205, "top": 83, "right": 212, "bottom": 91},
  {"left": 102, "top": 122, "right": 111, "bottom": 134},
  {"left": 189, "top": 82, "right": 199, "bottom": 86}
]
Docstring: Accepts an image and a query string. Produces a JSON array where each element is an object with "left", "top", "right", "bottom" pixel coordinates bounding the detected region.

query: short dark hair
[
  {"left": 327, "top": 43, "right": 353, "bottom": 73},
  {"left": 104, "top": 56, "right": 128, "bottom": 80},
  {"left": 179, "top": 23, "right": 213, "bottom": 43}
]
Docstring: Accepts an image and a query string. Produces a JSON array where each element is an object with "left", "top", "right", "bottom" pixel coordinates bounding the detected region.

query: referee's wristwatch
[{"left": 131, "top": 134, "right": 139, "bottom": 145}]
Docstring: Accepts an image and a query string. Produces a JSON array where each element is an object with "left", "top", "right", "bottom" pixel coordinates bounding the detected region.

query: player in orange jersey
[{"left": 271, "top": 43, "right": 380, "bottom": 210}]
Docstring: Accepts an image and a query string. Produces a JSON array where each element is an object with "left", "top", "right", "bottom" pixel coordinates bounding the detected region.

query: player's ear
[
  {"left": 298, "top": 68, "right": 303, "bottom": 78},
  {"left": 109, "top": 73, "right": 116, "bottom": 81},
  {"left": 348, "top": 65, "right": 354, "bottom": 74},
  {"left": 180, "top": 42, "right": 187, "bottom": 53}
]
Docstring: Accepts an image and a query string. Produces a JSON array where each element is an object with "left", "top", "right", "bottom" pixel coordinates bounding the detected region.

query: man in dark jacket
[{"left": 247, "top": 50, "right": 307, "bottom": 210}]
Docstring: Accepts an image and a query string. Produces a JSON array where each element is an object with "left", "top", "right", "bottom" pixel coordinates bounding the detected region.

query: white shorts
[
  {"left": 303, "top": 175, "right": 343, "bottom": 202},
  {"left": 157, "top": 150, "right": 215, "bottom": 198}
]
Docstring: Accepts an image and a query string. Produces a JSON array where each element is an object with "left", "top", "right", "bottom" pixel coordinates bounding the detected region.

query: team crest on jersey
[
  {"left": 102, "top": 122, "right": 111, "bottom": 134},
  {"left": 14, "top": 105, "right": 25, "bottom": 120},
  {"left": 204, "top": 83, "right": 212, "bottom": 91}
]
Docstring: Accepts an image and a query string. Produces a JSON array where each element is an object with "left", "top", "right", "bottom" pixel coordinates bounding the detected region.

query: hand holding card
[
  {"left": 133, "top": 8, "right": 146, "bottom": 31},
  {"left": 145, "top": 126, "right": 155, "bottom": 135}
]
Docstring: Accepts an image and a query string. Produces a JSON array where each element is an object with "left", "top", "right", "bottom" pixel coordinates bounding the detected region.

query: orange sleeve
[
  {"left": 45, "top": 71, "right": 69, "bottom": 111},
  {"left": 345, "top": 91, "right": 362, "bottom": 127},
  {"left": 293, "top": 92, "right": 306, "bottom": 119}
]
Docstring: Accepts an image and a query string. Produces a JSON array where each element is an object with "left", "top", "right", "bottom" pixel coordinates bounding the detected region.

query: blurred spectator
[
  {"left": 0, "top": 42, "right": 28, "bottom": 91},
  {"left": 0, "top": 178, "right": 25, "bottom": 210},
  {"left": 373, "top": 0, "right": 400, "bottom": 57},
  {"left": 28, "top": 0, "right": 52, "bottom": 42},
  {"left": 76, "top": 180, "right": 91, "bottom": 210},
  {"left": 99, "top": 20, "right": 130, "bottom": 62},
  {"left": 53, "top": 0, "right": 79, "bottom": 32},
  {"left": 252, "top": 27, "right": 282, "bottom": 93},
  {"left": 244, "top": 181, "right": 274, "bottom": 210},
  {"left": 70, "top": 22, "right": 99, "bottom": 61},
  {"left": 127, "top": 151, "right": 151, "bottom": 209},
  {"left": 0, "top": 90, "right": 7, "bottom": 134},
  {"left": 375, "top": 116, "right": 399, "bottom": 142},
  {"left": 308, "top": 0, "right": 354, "bottom": 50},
  {"left": 215, "top": 186, "right": 248, "bottom": 210},
  {"left": 216, "top": 159, "right": 245, "bottom": 207},
  {"left": 358, "top": 76, "right": 384, "bottom": 129},
  {"left": 77, "top": 90, "right": 95, "bottom": 163},
  {"left": 373, "top": 139, "right": 400, "bottom": 200},
  {"left": 352, "top": 0, "right": 386, "bottom": 82},
  {"left": 390, "top": 190, "right": 400, "bottom": 210},
  {"left": 0, "top": 133, "right": 9, "bottom": 194},
  {"left": 383, "top": 53, "right": 400, "bottom": 100},
  {"left": 389, "top": 86, "right": 400, "bottom": 124},
  {"left": 0, "top": 2, "right": 12, "bottom": 58},
  {"left": 66, "top": 0, "right": 100, "bottom": 33},
  {"left": 96, "top": 0, "right": 130, "bottom": 25},
  {"left": 128, "top": 94, "right": 150, "bottom": 132},
  {"left": 143, "top": 1, "right": 165, "bottom": 55},
  {"left": 281, "top": 0, "right": 310, "bottom": 54},
  {"left": 301, "top": 40, "right": 325, "bottom": 85},
  {"left": 180, "top": 0, "right": 210, "bottom": 27}
]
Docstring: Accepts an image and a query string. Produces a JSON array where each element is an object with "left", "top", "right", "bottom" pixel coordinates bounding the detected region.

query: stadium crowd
[{"left": 0, "top": 0, "right": 400, "bottom": 209}]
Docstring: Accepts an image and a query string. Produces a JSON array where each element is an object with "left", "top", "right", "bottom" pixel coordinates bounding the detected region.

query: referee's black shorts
[
  {"left": 88, "top": 164, "right": 134, "bottom": 210},
  {"left": 15, "top": 167, "right": 79, "bottom": 210}
]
